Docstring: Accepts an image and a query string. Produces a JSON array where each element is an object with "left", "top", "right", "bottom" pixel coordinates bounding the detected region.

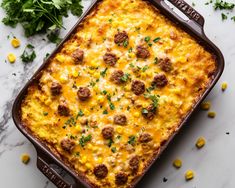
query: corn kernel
[
  {"left": 84, "top": 109, "right": 90, "bottom": 115},
  {"left": 177, "top": 56, "right": 187, "bottom": 63},
  {"left": 87, "top": 143, "right": 92, "bottom": 150},
  {"left": 94, "top": 72, "right": 100, "bottom": 79},
  {"left": 196, "top": 137, "right": 206, "bottom": 149},
  {"left": 71, "top": 69, "right": 79, "bottom": 78},
  {"left": 11, "top": 38, "right": 21, "bottom": 48},
  {"left": 21, "top": 153, "right": 30, "bottom": 164},
  {"left": 208, "top": 111, "right": 216, "bottom": 118},
  {"left": 200, "top": 101, "right": 211, "bottom": 111},
  {"left": 141, "top": 72, "right": 146, "bottom": 78},
  {"left": 97, "top": 157, "right": 103, "bottom": 163},
  {"left": 75, "top": 125, "right": 82, "bottom": 133},
  {"left": 85, "top": 163, "right": 92, "bottom": 169},
  {"left": 90, "top": 60, "right": 98, "bottom": 68},
  {"left": 80, "top": 156, "right": 87, "bottom": 164},
  {"left": 221, "top": 82, "right": 227, "bottom": 91},
  {"left": 44, "top": 98, "right": 52, "bottom": 105},
  {"left": 59, "top": 74, "right": 68, "bottom": 83},
  {"left": 185, "top": 170, "right": 195, "bottom": 181},
  {"left": 116, "top": 126, "right": 123, "bottom": 134},
  {"left": 133, "top": 111, "right": 140, "bottom": 118},
  {"left": 128, "top": 53, "right": 135, "bottom": 58},
  {"left": 97, "top": 96, "right": 105, "bottom": 104},
  {"left": 146, "top": 71, "right": 153, "bottom": 77},
  {"left": 173, "top": 159, "right": 182, "bottom": 169},
  {"left": 92, "top": 146, "right": 98, "bottom": 152},
  {"left": 88, "top": 69, "right": 95, "bottom": 74},
  {"left": 56, "top": 54, "right": 65, "bottom": 63},
  {"left": 93, "top": 85, "right": 99, "bottom": 92},
  {"left": 7, "top": 53, "right": 16, "bottom": 63}
]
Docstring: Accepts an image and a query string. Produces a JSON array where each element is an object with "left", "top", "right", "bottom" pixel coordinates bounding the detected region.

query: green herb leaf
[
  {"left": 21, "top": 44, "right": 36, "bottom": 63},
  {"left": 154, "top": 57, "right": 159, "bottom": 64},
  {"left": 128, "top": 135, "right": 136, "bottom": 146},
  {"left": 103, "top": 109, "right": 108, "bottom": 114},
  {"left": 123, "top": 40, "right": 129, "bottom": 47},
  {"left": 142, "top": 65, "right": 149, "bottom": 72},
  {"left": 107, "top": 139, "right": 114, "bottom": 147},
  {"left": 111, "top": 147, "right": 116, "bottom": 153},
  {"left": 144, "top": 36, "right": 151, "bottom": 42},
  {"left": 214, "top": 0, "right": 235, "bottom": 10},
  {"left": 121, "top": 73, "right": 130, "bottom": 82},
  {"left": 153, "top": 37, "right": 161, "bottom": 43},
  {"left": 100, "top": 68, "right": 108, "bottom": 77},
  {"left": 222, "top": 13, "right": 228, "bottom": 20},
  {"left": 79, "top": 134, "right": 92, "bottom": 147}
]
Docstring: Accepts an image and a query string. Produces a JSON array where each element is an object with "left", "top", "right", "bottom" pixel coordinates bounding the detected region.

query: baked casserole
[{"left": 21, "top": 0, "right": 216, "bottom": 187}]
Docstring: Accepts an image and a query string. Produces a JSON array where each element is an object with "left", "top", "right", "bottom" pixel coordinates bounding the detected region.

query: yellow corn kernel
[
  {"left": 59, "top": 74, "right": 68, "bottom": 83},
  {"left": 141, "top": 72, "right": 146, "bottom": 78},
  {"left": 112, "top": 22, "right": 118, "bottom": 28},
  {"left": 185, "top": 170, "right": 195, "bottom": 181},
  {"left": 85, "top": 163, "right": 92, "bottom": 169},
  {"left": 75, "top": 125, "right": 82, "bottom": 133},
  {"left": 84, "top": 109, "right": 90, "bottom": 115},
  {"left": 21, "top": 153, "right": 30, "bottom": 164},
  {"left": 80, "top": 156, "right": 87, "bottom": 164},
  {"left": 71, "top": 69, "right": 79, "bottom": 78},
  {"left": 208, "top": 111, "right": 216, "bottom": 118},
  {"left": 88, "top": 69, "right": 95, "bottom": 74},
  {"left": 173, "top": 159, "right": 182, "bottom": 169},
  {"left": 92, "top": 146, "right": 98, "bottom": 152},
  {"left": 177, "top": 56, "right": 187, "bottom": 63},
  {"left": 221, "top": 82, "right": 227, "bottom": 91},
  {"left": 93, "top": 85, "right": 99, "bottom": 92},
  {"left": 94, "top": 72, "right": 100, "bottom": 79},
  {"left": 97, "top": 96, "right": 105, "bottom": 104},
  {"left": 7, "top": 53, "right": 16, "bottom": 63},
  {"left": 133, "top": 111, "right": 140, "bottom": 118},
  {"left": 11, "top": 38, "right": 21, "bottom": 48},
  {"left": 200, "top": 101, "right": 211, "bottom": 111},
  {"left": 87, "top": 143, "right": 92, "bottom": 150},
  {"left": 142, "top": 102, "right": 149, "bottom": 108},
  {"left": 116, "top": 126, "right": 123, "bottom": 134},
  {"left": 90, "top": 60, "right": 98, "bottom": 68},
  {"left": 146, "top": 71, "right": 153, "bottom": 77},
  {"left": 44, "top": 98, "right": 52, "bottom": 105},
  {"left": 128, "top": 53, "right": 135, "bottom": 58},
  {"left": 97, "top": 157, "right": 103, "bottom": 164},
  {"left": 196, "top": 137, "right": 206, "bottom": 149},
  {"left": 124, "top": 85, "right": 131, "bottom": 92},
  {"left": 56, "top": 54, "right": 65, "bottom": 63}
]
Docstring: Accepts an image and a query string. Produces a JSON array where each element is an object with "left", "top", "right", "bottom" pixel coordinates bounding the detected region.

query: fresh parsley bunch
[{"left": 1, "top": 0, "right": 83, "bottom": 43}]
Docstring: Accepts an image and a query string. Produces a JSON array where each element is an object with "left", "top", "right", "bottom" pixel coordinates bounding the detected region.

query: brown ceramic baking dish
[{"left": 12, "top": 0, "right": 224, "bottom": 187}]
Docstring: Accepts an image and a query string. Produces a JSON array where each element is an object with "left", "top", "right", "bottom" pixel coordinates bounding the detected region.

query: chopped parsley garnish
[
  {"left": 142, "top": 65, "right": 149, "bottom": 72},
  {"left": 144, "top": 36, "right": 151, "bottom": 42},
  {"left": 144, "top": 94, "right": 160, "bottom": 108},
  {"left": 100, "top": 68, "right": 108, "bottom": 77},
  {"left": 77, "top": 109, "right": 84, "bottom": 117},
  {"left": 102, "top": 90, "right": 107, "bottom": 95},
  {"left": 103, "top": 109, "right": 108, "bottom": 114},
  {"left": 108, "top": 18, "right": 113, "bottom": 23},
  {"left": 153, "top": 37, "right": 161, "bottom": 43},
  {"left": 79, "top": 134, "right": 92, "bottom": 147},
  {"left": 107, "top": 139, "right": 114, "bottom": 147},
  {"left": 75, "top": 152, "right": 80, "bottom": 157},
  {"left": 111, "top": 147, "right": 117, "bottom": 153},
  {"left": 43, "top": 112, "right": 48, "bottom": 116},
  {"left": 128, "top": 135, "right": 136, "bottom": 146},
  {"left": 89, "top": 81, "right": 96, "bottom": 87},
  {"left": 147, "top": 86, "right": 156, "bottom": 93},
  {"left": 129, "top": 63, "right": 135, "bottom": 68},
  {"left": 128, "top": 47, "right": 133, "bottom": 53},
  {"left": 154, "top": 57, "right": 159, "bottom": 64},
  {"left": 214, "top": 0, "right": 235, "bottom": 10},
  {"left": 121, "top": 73, "right": 130, "bottom": 82},
  {"left": 232, "top": 16, "right": 235, "bottom": 21},
  {"left": 123, "top": 40, "right": 129, "bottom": 47},
  {"left": 21, "top": 44, "right": 36, "bottom": 63},
  {"left": 107, "top": 94, "right": 115, "bottom": 110},
  {"left": 222, "top": 13, "right": 228, "bottom": 20}
]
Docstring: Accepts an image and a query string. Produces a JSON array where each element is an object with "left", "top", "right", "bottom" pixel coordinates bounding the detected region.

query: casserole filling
[{"left": 21, "top": 0, "right": 216, "bottom": 187}]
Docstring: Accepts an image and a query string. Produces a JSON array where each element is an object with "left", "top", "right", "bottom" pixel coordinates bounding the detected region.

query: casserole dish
[{"left": 12, "top": 0, "right": 224, "bottom": 187}]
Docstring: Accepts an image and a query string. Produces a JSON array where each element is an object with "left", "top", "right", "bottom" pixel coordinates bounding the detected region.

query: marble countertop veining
[{"left": 0, "top": 0, "right": 235, "bottom": 188}]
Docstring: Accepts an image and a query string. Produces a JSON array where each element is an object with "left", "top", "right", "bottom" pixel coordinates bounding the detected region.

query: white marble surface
[{"left": 0, "top": 0, "right": 235, "bottom": 188}]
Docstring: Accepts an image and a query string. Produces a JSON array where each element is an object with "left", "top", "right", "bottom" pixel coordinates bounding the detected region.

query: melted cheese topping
[{"left": 21, "top": 0, "right": 216, "bottom": 187}]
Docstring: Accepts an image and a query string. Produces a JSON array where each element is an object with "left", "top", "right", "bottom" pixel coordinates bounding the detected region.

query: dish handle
[{"left": 37, "top": 156, "right": 74, "bottom": 188}]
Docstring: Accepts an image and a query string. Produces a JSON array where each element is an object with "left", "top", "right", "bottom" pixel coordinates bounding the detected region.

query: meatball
[
  {"left": 129, "top": 155, "right": 140, "bottom": 172},
  {"left": 102, "top": 127, "right": 114, "bottom": 139},
  {"left": 139, "top": 133, "right": 152, "bottom": 143},
  {"left": 113, "top": 114, "right": 127, "bottom": 125},
  {"left": 152, "top": 73, "right": 168, "bottom": 87},
  {"left": 103, "top": 53, "right": 118, "bottom": 66},
  {"left": 110, "top": 70, "right": 124, "bottom": 84},
  {"left": 61, "top": 138, "right": 75, "bottom": 153},
  {"left": 115, "top": 172, "right": 128, "bottom": 185},
  {"left": 136, "top": 45, "right": 150, "bottom": 59},
  {"left": 77, "top": 87, "right": 91, "bottom": 101},
  {"left": 72, "top": 49, "right": 84, "bottom": 63},
  {"left": 58, "top": 100, "right": 70, "bottom": 116},
  {"left": 114, "top": 31, "right": 128, "bottom": 44},
  {"left": 131, "top": 80, "right": 145, "bottom": 95},
  {"left": 158, "top": 57, "right": 172, "bottom": 72},
  {"left": 94, "top": 164, "right": 108, "bottom": 179},
  {"left": 142, "top": 104, "right": 156, "bottom": 120},
  {"left": 50, "top": 82, "right": 62, "bottom": 96}
]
